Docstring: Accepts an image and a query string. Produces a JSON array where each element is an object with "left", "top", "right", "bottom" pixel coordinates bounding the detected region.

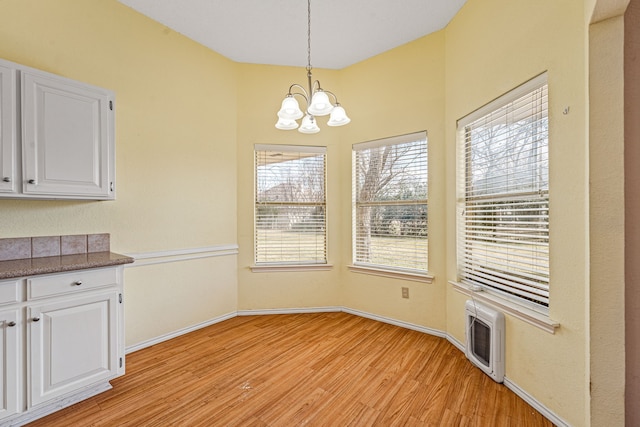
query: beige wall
[
  {"left": 338, "top": 32, "right": 447, "bottom": 329},
  {"left": 589, "top": 14, "right": 626, "bottom": 426},
  {"left": 587, "top": 0, "right": 630, "bottom": 425},
  {"left": 0, "top": 0, "right": 239, "bottom": 347},
  {"left": 238, "top": 1, "right": 604, "bottom": 422},
  {"left": 235, "top": 30, "right": 447, "bottom": 328},
  {"left": 445, "top": 0, "right": 590, "bottom": 424},
  {"left": 235, "top": 63, "right": 343, "bottom": 310},
  {"left": 0, "top": 0, "right": 630, "bottom": 425},
  {"left": 625, "top": 0, "right": 640, "bottom": 424}
]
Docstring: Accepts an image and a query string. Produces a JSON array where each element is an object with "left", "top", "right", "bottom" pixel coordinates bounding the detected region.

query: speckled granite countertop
[
  {"left": 0, "top": 233, "right": 134, "bottom": 279},
  {"left": 0, "top": 252, "right": 134, "bottom": 280}
]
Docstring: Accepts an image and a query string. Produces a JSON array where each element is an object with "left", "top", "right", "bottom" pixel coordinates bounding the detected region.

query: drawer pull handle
[
  {"left": 74, "top": 281, "right": 83, "bottom": 286},
  {"left": 32, "top": 317, "right": 40, "bottom": 322},
  {"left": 7, "top": 321, "right": 16, "bottom": 327},
  {"left": 2, "top": 177, "right": 9, "bottom": 183}
]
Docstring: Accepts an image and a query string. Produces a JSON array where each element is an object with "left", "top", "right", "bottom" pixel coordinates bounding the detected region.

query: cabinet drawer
[
  {"left": 28, "top": 268, "right": 117, "bottom": 300},
  {"left": 0, "top": 279, "right": 20, "bottom": 305}
]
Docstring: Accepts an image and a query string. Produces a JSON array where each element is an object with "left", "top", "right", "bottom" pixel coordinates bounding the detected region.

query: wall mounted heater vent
[{"left": 465, "top": 300, "right": 505, "bottom": 383}]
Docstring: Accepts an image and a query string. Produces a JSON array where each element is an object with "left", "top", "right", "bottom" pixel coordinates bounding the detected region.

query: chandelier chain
[{"left": 307, "top": 0, "right": 312, "bottom": 70}]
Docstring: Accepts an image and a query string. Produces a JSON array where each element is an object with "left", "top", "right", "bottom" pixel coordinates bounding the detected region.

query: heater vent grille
[{"left": 465, "top": 300, "right": 505, "bottom": 383}]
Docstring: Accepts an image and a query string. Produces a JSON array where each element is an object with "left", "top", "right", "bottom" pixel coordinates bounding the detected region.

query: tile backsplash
[
  {"left": 0, "top": 234, "right": 110, "bottom": 261},
  {"left": 32, "top": 236, "right": 62, "bottom": 258},
  {"left": 62, "top": 234, "right": 88, "bottom": 255}
]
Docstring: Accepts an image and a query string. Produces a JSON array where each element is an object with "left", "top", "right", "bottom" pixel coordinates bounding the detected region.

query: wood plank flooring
[{"left": 27, "top": 312, "right": 553, "bottom": 426}]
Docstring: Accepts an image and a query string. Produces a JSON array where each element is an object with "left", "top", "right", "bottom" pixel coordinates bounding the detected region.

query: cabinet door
[
  {"left": 0, "top": 309, "right": 20, "bottom": 421},
  {"left": 29, "top": 292, "right": 118, "bottom": 407},
  {"left": 0, "top": 64, "right": 16, "bottom": 193},
  {"left": 21, "top": 71, "right": 114, "bottom": 199}
]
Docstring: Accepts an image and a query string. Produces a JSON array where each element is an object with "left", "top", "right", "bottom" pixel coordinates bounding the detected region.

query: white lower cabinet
[
  {"left": 0, "top": 266, "right": 125, "bottom": 426},
  {"left": 0, "top": 309, "right": 20, "bottom": 420},
  {"left": 29, "top": 291, "right": 119, "bottom": 407}
]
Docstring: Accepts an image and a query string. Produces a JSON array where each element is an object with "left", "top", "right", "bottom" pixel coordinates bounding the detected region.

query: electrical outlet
[{"left": 402, "top": 287, "right": 409, "bottom": 299}]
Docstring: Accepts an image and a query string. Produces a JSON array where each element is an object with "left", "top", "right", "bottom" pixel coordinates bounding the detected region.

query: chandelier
[{"left": 275, "top": 0, "right": 350, "bottom": 134}]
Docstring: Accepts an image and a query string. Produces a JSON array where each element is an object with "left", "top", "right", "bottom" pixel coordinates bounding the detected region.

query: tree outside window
[{"left": 353, "top": 132, "right": 428, "bottom": 273}]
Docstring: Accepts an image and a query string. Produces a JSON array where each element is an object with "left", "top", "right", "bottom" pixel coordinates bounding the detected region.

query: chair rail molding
[{"left": 124, "top": 244, "right": 239, "bottom": 267}]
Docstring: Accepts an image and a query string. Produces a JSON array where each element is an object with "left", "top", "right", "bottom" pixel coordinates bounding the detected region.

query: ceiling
[{"left": 117, "top": 0, "right": 467, "bottom": 70}]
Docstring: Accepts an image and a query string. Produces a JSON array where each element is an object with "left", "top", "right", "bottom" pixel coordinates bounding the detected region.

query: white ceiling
[{"left": 117, "top": 0, "right": 467, "bottom": 70}]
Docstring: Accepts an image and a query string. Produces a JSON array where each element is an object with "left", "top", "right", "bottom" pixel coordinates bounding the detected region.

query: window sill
[
  {"left": 348, "top": 265, "right": 434, "bottom": 283},
  {"left": 449, "top": 280, "right": 560, "bottom": 334},
  {"left": 251, "top": 264, "right": 334, "bottom": 273}
]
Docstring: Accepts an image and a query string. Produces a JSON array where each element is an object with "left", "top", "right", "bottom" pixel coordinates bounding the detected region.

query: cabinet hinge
[
  {"left": 119, "top": 357, "right": 123, "bottom": 368},
  {"left": 109, "top": 100, "right": 113, "bottom": 111},
  {"left": 110, "top": 182, "right": 114, "bottom": 192},
  {"left": 119, "top": 293, "right": 123, "bottom": 304}
]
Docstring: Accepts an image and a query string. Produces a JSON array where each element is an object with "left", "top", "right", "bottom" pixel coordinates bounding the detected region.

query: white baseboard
[
  {"left": 125, "top": 306, "right": 567, "bottom": 426},
  {"left": 125, "top": 312, "right": 237, "bottom": 353},
  {"left": 446, "top": 333, "right": 465, "bottom": 352},
  {"left": 341, "top": 307, "right": 447, "bottom": 338},
  {"left": 5, "top": 382, "right": 112, "bottom": 427},
  {"left": 238, "top": 306, "right": 446, "bottom": 339},
  {"left": 503, "top": 377, "right": 570, "bottom": 427},
  {"left": 237, "top": 306, "right": 342, "bottom": 316},
  {"left": 445, "top": 332, "right": 568, "bottom": 426}
]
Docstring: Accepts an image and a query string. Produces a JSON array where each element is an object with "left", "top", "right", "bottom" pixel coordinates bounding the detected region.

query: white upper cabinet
[
  {"left": 21, "top": 71, "right": 114, "bottom": 198},
  {"left": 0, "top": 64, "right": 17, "bottom": 193},
  {"left": 0, "top": 58, "right": 115, "bottom": 200}
]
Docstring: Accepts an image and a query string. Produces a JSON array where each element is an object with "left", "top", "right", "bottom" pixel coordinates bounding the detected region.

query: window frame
[
  {"left": 349, "top": 131, "right": 432, "bottom": 282},
  {"left": 455, "top": 73, "right": 550, "bottom": 314},
  {"left": 252, "top": 144, "right": 330, "bottom": 271}
]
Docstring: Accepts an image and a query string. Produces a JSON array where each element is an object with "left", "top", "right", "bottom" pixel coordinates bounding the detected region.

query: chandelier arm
[
  {"left": 288, "top": 83, "right": 309, "bottom": 103},
  {"left": 289, "top": 91, "right": 309, "bottom": 106},
  {"left": 288, "top": 83, "right": 308, "bottom": 96},
  {"left": 311, "top": 79, "right": 323, "bottom": 92},
  {"left": 322, "top": 90, "right": 341, "bottom": 105}
]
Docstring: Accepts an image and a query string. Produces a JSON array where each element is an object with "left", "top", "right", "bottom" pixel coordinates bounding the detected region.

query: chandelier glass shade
[
  {"left": 275, "top": 0, "right": 350, "bottom": 133},
  {"left": 298, "top": 114, "right": 321, "bottom": 134},
  {"left": 277, "top": 96, "right": 304, "bottom": 120}
]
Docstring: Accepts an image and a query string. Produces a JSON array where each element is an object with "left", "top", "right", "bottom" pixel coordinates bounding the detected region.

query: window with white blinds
[
  {"left": 255, "top": 144, "right": 327, "bottom": 265},
  {"left": 457, "top": 74, "right": 549, "bottom": 309},
  {"left": 353, "top": 132, "right": 428, "bottom": 273}
]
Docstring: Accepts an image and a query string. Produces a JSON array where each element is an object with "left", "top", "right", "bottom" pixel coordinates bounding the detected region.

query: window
[
  {"left": 457, "top": 74, "right": 549, "bottom": 310},
  {"left": 254, "top": 144, "right": 326, "bottom": 265},
  {"left": 352, "top": 132, "right": 428, "bottom": 275}
]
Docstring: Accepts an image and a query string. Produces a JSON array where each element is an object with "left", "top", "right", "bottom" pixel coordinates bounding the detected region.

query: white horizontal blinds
[
  {"left": 459, "top": 78, "right": 549, "bottom": 308},
  {"left": 353, "top": 132, "right": 428, "bottom": 272},
  {"left": 255, "top": 145, "right": 327, "bottom": 264}
]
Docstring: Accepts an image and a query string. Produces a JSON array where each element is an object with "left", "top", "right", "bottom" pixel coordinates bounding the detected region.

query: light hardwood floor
[{"left": 27, "top": 312, "right": 553, "bottom": 426}]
